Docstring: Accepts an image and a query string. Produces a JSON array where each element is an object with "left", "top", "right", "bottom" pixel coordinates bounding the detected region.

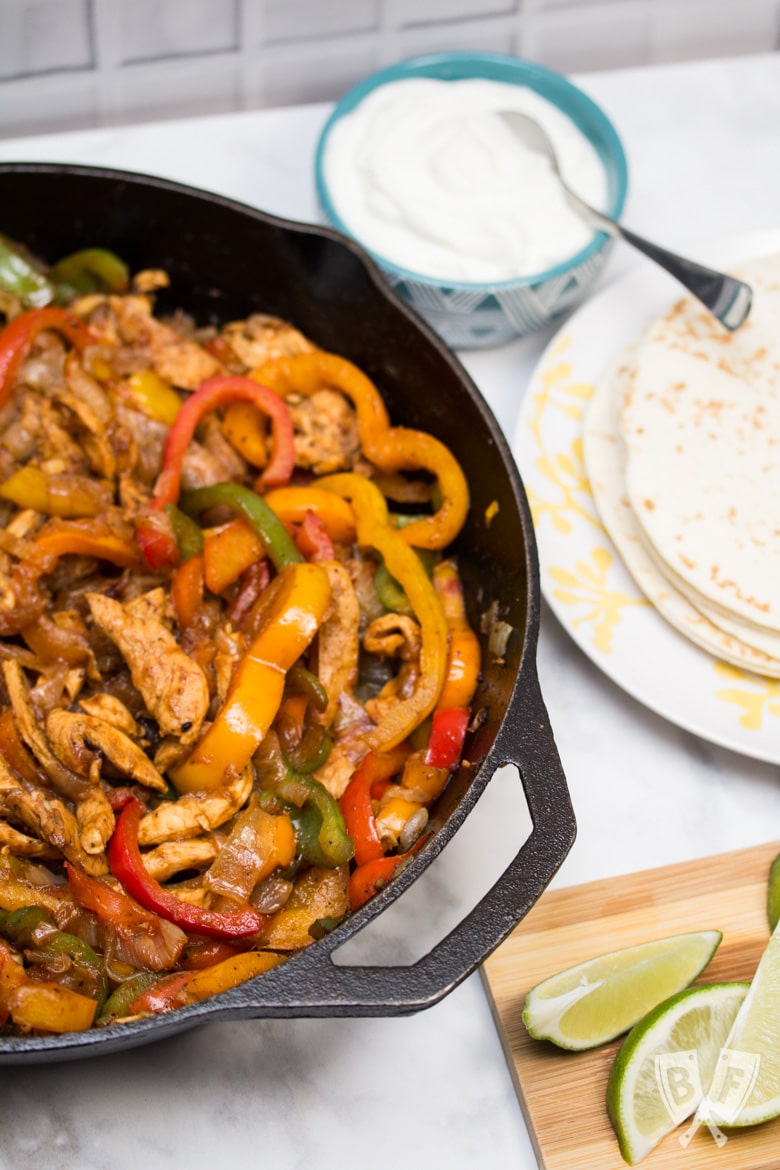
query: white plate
[{"left": 512, "top": 230, "right": 780, "bottom": 764}]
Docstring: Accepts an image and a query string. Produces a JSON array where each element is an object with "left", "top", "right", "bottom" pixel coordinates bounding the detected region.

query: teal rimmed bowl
[{"left": 315, "top": 52, "right": 628, "bottom": 349}]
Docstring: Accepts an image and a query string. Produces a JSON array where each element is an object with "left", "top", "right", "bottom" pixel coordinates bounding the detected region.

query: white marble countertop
[{"left": 0, "top": 50, "right": 779, "bottom": 1170}]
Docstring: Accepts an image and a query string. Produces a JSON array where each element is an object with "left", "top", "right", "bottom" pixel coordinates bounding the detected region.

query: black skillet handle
[{"left": 242, "top": 665, "right": 576, "bottom": 1017}]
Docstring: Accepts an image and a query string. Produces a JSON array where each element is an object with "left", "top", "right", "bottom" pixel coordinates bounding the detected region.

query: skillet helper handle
[{"left": 251, "top": 666, "right": 575, "bottom": 1016}]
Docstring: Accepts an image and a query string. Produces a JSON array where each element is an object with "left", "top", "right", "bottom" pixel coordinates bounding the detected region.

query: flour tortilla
[
  {"left": 584, "top": 345, "right": 780, "bottom": 677},
  {"left": 618, "top": 254, "right": 780, "bottom": 633}
]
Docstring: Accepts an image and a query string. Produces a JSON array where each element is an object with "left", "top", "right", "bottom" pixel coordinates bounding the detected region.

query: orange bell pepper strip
[
  {"left": 318, "top": 473, "right": 448, "bottom": 751},
  {"left": 254, "top": 352, "right": 468, "bottom": 550},
  {"left": 25, "top": 518, "right": 140, "bottom": 574},
  {"left": 129, "top": 951, "right": 285, "bottom": 1015},
  {"left": 433, "top": 559, "right": 481, "bottom": 710},
  {"left": 0, "top": 307, "right": 95, "bottom": 407},
  {"left": 8, "top": 981, "right": 98, "bottom": 1033},
  {"left": 171, "top": 554, "right": 205, "bottom": 629},
  {"left": 202, "top": 519, "right": 265, "bottom": 594},
  {"left": 348, "top": 842, "right": 424, "bottom": 911},
  {"left": 221, "top": 399, "right": 270, "bottom": 468},
  {"left": 171, "top": 561, "right": 331, "bottom": 793},
  {"left": 262, "top": 487, "right": 356, "bottom": 544}
]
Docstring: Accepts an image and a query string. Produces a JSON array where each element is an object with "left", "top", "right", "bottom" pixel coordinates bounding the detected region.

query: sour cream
[{"left": 321, "top": 77, "right": 609, "bottom": 284}]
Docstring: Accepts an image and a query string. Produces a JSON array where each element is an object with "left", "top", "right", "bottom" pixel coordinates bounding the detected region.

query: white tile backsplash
[
  {"left": 117, "top": 0, "right": 238, "bottom": 64},
  {"left": 0, "top": 0, "right": 92, "bottom": 80},
  {"left": 0, "top": 0, "right": 776, "bottom": 138}
]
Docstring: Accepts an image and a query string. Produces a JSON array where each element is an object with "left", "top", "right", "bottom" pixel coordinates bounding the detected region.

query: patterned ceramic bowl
[{"left": 315, "top": 52, "right": 628, "bottom": 349}]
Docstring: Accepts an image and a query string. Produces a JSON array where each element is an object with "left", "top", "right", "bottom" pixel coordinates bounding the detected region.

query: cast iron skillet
[{"left": 0, "top": 163, "right": 575, "bottom": 1062}]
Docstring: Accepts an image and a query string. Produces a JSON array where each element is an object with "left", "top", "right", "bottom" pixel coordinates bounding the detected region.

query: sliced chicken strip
[
  {"left": 363, "top": 614, "right": 422, "bottom": 661},
  {"left": 77, "top": 693, "right": 140, "bottom": 739},
  {"left": 315, "top": 560, "right": 360, "bottom": 727},
  {"left": 112, "top": 294, "right": 220, "bottom": 390},
  {"left": 75, "top": 786, "right": 115, "bottom": 856},
  {"left": 86, "top": 592, "right": 209, "bottom": 745},
  {"left": 2, "top": 661, "right": 92, "bottom": 802},
  {"left": 220, "top": 313, "right": 314, "bottom": 370},
  {"left": 0, "top": 755, "right": 107, "bottom": 875},
  {"left": 141, "top": 836, "right": 221, "bottom": 882},
  {"left": 0, "top": 819, "right": 59, "bottom": 859},
  {"left": 138, "top": 766, "right": 252, "bottom": 846},
  {"left": 45, "top": 709, "right": 167, "bottom": 793}
]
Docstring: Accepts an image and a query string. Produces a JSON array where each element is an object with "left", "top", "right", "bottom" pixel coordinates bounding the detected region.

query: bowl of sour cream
[{"left": 315, "top": 52, "right": 628, "bottom": 348}]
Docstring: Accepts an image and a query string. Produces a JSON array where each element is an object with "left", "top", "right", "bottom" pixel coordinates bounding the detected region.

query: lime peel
[
  {"left": 522, "top": 929, "right": 722, "bottom": 1051},
  {"left": 607, "top": 981, "right": 748, "bottom": 1165}
]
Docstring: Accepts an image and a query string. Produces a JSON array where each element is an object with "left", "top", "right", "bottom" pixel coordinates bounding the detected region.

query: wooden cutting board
[{"left": 481, "top": 839, "right": 780, "bottom": 1170}]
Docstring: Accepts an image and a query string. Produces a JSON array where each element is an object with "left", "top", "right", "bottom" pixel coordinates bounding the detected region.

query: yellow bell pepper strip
[
  {"left": 107, "top": 798, "right": 266, "bottom": 938},
  {"left": 254, "top": 352, "right": 469, "bottom": 550},
  {"left": 181, "top": 482, "right": 301, "bottom": 572},
  {"left": 8, "top": 981, "right": 98, "bottom": 1033},
  {"left": 0, "top": 466, "right": 110, "bottom": 518},
  {"left": 170, "top": 560, "right": 331, "bottom": 793},
  {"left": 124, "top": 369, "right": 182, "bottom": 426},
  {"left": 0, "top": 307, "right": 95, "bottom": 408},
  {"left": 401, "top": 751, "right": 450, "bottom": 803},
  {"left": 433, "top": 558, "right": 481, "bottom": 710},
  {"left": 318, "top": 473, "right": 448, "bottom": 751},
  {"left": 221, "top": 399, "right": 269, "bottom": 468},
  {"left": 262, "top": 487, "right": 357, "bottom": 545},
  {"left": 202, "top": 519, "right": 265, "bottom": 594}
]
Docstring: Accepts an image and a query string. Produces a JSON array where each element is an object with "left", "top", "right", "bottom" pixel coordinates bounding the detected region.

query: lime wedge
[
  {"left": 699, "top": 917, "right": 780, "bottom": 1127},
  {"left": 522, "top": 930, "right": 722, "bottom": 1051},
  {"left": 767, "top": 850, "right": 780, "bottom": 932},
  {"left": 606, "top": 982, "right": 748, "bottom": 1165}
]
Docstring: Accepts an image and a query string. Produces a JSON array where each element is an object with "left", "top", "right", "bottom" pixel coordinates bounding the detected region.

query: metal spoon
[{"left": 499, "top": 110, "right": 752, "bottom": 331}]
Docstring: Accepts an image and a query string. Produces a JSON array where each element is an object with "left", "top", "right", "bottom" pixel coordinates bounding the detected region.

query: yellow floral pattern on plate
[
  {"left": 528, "top": 336, "right": 648, "bottom": 655},
  {"left": 713, "top": 663, "right": 780, "bottom": 731}
]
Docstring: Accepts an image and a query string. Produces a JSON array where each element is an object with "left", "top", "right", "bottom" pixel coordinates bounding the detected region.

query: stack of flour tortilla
[{"left": 584, "top": 253, "right": 780, "bottom": 677}]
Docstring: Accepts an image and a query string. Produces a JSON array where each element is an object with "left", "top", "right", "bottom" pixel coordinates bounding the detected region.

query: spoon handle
[{"left": 564, "top": 192, "right": 752, "bottom": 331}]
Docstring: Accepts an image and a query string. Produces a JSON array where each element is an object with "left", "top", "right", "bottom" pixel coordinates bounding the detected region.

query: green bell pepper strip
[
  {"left": 286, "top": 663, "right": 328, "bottom": 712},
  {"left": 181, "top": 482, "right": 301, "bottom": 572},
  {"left": 0, "top": 236, "right": 55, "bottom": 309},
  {"left": 49, "top": 247, "right": 130, "bottom": 300},
  {"left": 282, "top": 724, "right": 332, "bottom": 775},
  {"left": 35, "top": 931, "right": 109, "bottom": 1006},
  {"left": 97, "top": 972, "right": 159, "bottom": 1025},
  {"left": 165, "top": 503, "right": 204, "bottom": 562},
  {"left": 0, "top": 905, "right": 55, "bottom": 945}
]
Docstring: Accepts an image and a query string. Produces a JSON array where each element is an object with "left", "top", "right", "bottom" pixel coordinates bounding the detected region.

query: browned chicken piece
[
  {"left": 0, "top": 754, "right": 107, "bottom": 875},
  {"left": 5, "top": 508, "right": 43, "bottom": 541},
  {"left": 2, "top": 661, "right": 92, "bottom": 803},
  {"left": 37, "top": 399, "right": 88, "bottom": 470},
  {"left": 45, "top": 709, "right": 168, "bottom": 793},
  {"left": 137, "top": 766, "right": 253, "bottom": 846},
  {"left": 220, "top": 313, "right": 314, "bottom": 370},
  {"left": 64, "top": 352, "right": 113, "bottom": 424},
  {"left": 363, "top": 614, "right": 422, "bottom": 661},
  {"left": 141, "top": 836, "right": 221, "bottom": 882},
  {"left": 288, "top": 389, "right": 360, "bottom": 474},
  {"left": 132, "top": 269, "right": 170, "bottom": 295},
  {"left": 52, "top": 386, "right": 117, "bottom": 480},
  {"left": 314, "top": 560, "right": 360, "bottom": 727},
  {"left": 124, "top": 586, "right": 173, "bottom": 626},
  {"left": 111, "top": 294, "right": 220, "bottom": 390},
  {"left": 0, "top": 570, "right": 16, "bottom": 612},
  {"left": 312, "top": 742, "right": 358, "bottom": 800},
  {"left": 180, "top": 439, "right": 241, "bottom": 494},
  {"left": 75, "top": 785, "right": 115, "bottom": 856},
  {"left": 2, "top": 392, "right": 42, "bottom": 462},
  {"left": 86, "top": 592, "right": 209, "bottom": 745},
  {"left": 0, "top": 819, "right": 60, "bottom": 859},
  {"left": 364, "top": 661, "right": 420, "bottom": 726},
  {"left": 77, "top": 693, "right": 141, "bottom": 739},
  {"left": 212, "top": 624, "right": 245, "bottom": 705},
  {"left": 153, "top": 736, "right": 192, "bottom": 774}
]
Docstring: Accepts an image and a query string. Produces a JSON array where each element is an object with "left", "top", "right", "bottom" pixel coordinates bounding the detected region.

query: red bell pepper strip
[
  {"left": 171, "top": 554, "right": 205, "bottom": 630},
  {"left": 127, "top": 971, "right": 197, "bottom": 1015},
  {"left": 340, "top": 746, "right": 409, "bottom": 867},
  {"left": 108, "top": 798, "right": 266, "bottom": 939},
  {"left": 152, "top": 374, "right": 295, "bottom": 510},
  {"left": 348, "top": 842, "right": 424, "bottom": 911},
  {"left": 0, "top": 307, "right": 94, "bottom": 407},
  {"left": 295, "top": 510, "right": 335, "bottom": 562},
  {"left": 424, "top": 707, "right": 470, "bottom": 771}
]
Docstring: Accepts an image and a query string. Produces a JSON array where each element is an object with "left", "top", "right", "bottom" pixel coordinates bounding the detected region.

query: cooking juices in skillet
[{"left": 0, "top": 246, "right": 479, "bottom": 1036}]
